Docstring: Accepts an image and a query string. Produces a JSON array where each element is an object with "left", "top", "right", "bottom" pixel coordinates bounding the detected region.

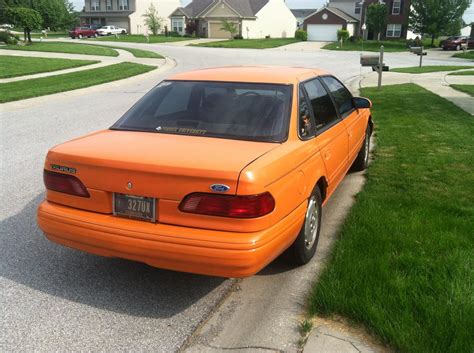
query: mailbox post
[
  {"left": 360, "top": 45, "right": 385, "bottom": 90},
  {"left": 410, "top": 46, "right": 427, "bottom": 68}
]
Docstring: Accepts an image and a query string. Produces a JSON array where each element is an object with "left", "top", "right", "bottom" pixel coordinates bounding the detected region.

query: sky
[{"left": 71, "top": 0, "right": 474, "bottom": 25}]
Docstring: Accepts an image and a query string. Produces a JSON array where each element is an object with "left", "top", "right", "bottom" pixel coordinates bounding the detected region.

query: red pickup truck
[{"left": 69, "top": 27, "right": 98, "bottom": 39}]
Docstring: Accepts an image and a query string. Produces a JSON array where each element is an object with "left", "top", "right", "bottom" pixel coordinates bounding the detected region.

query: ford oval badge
[{"left": 210, "top": 184, "right": 230, "bottom": 193}]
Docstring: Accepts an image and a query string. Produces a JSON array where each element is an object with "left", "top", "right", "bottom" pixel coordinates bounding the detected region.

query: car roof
[{"left": 168, "top": 66, "right": 328, "bottom": 84}]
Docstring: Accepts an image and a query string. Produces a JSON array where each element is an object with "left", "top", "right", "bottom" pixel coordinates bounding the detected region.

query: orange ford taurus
[{"left": 37, "top": 66, "right": 373, "bottom": 278}]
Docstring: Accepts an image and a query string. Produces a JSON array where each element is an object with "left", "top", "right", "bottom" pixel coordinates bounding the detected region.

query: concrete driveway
[{"left": 1, "top": 42, "right": 472, "bottom": 352}]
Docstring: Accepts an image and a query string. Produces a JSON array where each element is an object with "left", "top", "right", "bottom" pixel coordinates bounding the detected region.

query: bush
[
  {"left": 337, "top": 29, "right": 350, "bottom": 43},
  {"left": 0, "top": 31, "right": 19, "bottom": 44},
  {"left": 169, "top": 31, "right": 181, "bottom": 37},
  {"left": 295, "top": 29, "right": 307, "bottom": 41},
  {"left": 234, "top": 34, "right": 243, "bottom": 40}
]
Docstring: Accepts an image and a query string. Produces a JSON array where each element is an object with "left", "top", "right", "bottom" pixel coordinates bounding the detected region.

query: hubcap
[
  {"left": 364, "top": 133, "right": 370, "bottom": 163},
  {"left": 304, "top": 196, "right": 319, "bottom": 250}
]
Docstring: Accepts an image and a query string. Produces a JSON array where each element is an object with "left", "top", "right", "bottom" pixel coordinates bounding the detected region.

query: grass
[
  {"left": 309, "top": 84, "right": 474, "bottom": 353},
  {"left": 449, "top": 70, "right": 474, "bottom": 75},
  {"left": 450, "top": 84, "right": 474, "bottom": 97},
  {"left": 0, "top": 62, "right": 155, "bottom": 103},
  {"left": 391, "top": 65, "right": 474, "bottom": 74},
  {"left": 0, "top": 55, "right": 98, "bottom": 79},
  {"left": 190, "top": 38, "right": 300, "bottom": 49},
  {"left": 108, "top": 46, "right": 164, "bottom": 59},
  {"left": 0, "top": 42, "right": 118, "bottom": 56},
  {"left": 322, "top": 38, "right": 440, "bottom": 52},
  {"left": 92, "top": 34, "right": 194, "bottom": 43},
  {"left": 453, "top": 50, "right": 474, "bottom": 60}
]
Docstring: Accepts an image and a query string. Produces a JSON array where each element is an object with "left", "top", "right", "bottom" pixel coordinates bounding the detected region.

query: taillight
[
  {"left": 43, "top": 170, "right": 90, "bottom": 198},
  {"left": 179, "top": 192, "right": 275, "bottom": 219}
]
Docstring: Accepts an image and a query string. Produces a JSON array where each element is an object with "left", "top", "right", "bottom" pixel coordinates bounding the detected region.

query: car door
[
  {"left": 301, "top": 78, "right": 349, "bottom": 191},
  {"left": 321, "top": 75, "right": 365, "bottom": 167}
]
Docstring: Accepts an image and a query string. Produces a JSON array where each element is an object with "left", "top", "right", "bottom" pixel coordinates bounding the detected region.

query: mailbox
[
  {"left": 360, "top": 54, "right": 380, "bottom": 67},
  {"left": 410, "top": 46, "right": 426, "bottom": 55}
]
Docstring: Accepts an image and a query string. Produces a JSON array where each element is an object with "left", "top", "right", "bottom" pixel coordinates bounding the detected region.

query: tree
[
  {"left": 410, "top": 0, "right": 472, "bottom": 45},
  {"left": 6, "top": 7, "right": 41, "bottom": 43},
  {"left": 366, "top": 3, "right": 387, "bottom": 41},
  {"left": 220, "top": 20, "right": 238, "bottom": 39},
  {"left": 142, "top": 3, "right": 162, "bottom": 35},
  {"left": 337, "top": 29, "right": 349, "bottom": 46}
]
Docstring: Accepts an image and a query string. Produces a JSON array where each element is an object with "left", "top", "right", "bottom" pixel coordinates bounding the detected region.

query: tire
[
  {"left": 121, "top": 30, "right": 126, "bottom": 34},
  {"left": 352, "top": 126, "right": 371, "bottom": 171},
  {"left": 289, "top": 187, "right": 322, "bottom": 265},
  {"left": 78, "top": 34, "right": 83, "bottom": 39}
]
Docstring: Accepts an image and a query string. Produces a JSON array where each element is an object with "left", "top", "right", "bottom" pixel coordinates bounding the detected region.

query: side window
[
  {"left": 321, "top": 76, "right": 354, "bottom": 116},
  {"left": 303, "top": 79, "right": 339, "bottom": 131},
  {"left": 298, "top": 87, "right": 315, "bottom": 138}
]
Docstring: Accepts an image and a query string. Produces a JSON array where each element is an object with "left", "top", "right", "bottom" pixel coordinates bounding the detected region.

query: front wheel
[
  {"left": 289, "top": 188, "right": 322, "bottom": 265},
  {"left": 352, "top": 127, "right": 371, "bottom": 171}
]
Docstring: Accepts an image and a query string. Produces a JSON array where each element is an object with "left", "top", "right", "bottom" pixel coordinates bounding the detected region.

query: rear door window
[
  {"left": 303, "top": 79, "right": 339, "bottom": 131},
  {"left": 298, "top": 87, "right": 315, "bottom": 139},
  {"left": 320, "top": 76, "right": 354, "bottom": 117}
]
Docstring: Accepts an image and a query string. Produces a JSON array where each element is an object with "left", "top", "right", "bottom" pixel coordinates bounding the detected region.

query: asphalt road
[{"left": 0, "top": 42, "right": 469, "bottom": 351}]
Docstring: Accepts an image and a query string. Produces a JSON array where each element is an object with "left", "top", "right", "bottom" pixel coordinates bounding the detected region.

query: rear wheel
[
  {"left": 121, "top": 30, "right": 126, "bottom": 34},
  {"left": 352, "top": 127, "right": 371, "bottom": 171},
  {"left": 289, "top": 188, "right": 322, "bottom": 265}
]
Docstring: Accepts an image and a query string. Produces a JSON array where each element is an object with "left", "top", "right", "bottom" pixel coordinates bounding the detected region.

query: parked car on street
[
  {"left": 0, "top": 24, "right": 14, "bottom": 29},
  {"left": 69, "top": 26, "right": 98, "bottom": 39},
  {"left": 37, "top": 66, "right": 373, "bottom": 278},
  {"left": 96, "top": 25, "right": 127, "bottom": 36},
  {"left": 441, "top": 36, "right": 471, "bottom": 50}
]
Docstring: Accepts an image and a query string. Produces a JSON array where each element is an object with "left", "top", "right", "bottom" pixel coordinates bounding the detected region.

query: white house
[
  {"left": 169, "top": 0, "right": 296, "bottom": 39},
  {"left": 80, "top": 0, "right": 181, "bottom": 35}
]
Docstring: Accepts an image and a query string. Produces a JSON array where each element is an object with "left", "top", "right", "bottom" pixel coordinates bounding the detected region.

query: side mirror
[{"left": 353, "top": 97, "right": 372, "bottom": 109}]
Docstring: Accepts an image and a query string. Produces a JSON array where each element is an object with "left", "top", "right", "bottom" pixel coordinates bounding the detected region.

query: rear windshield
[{"left": 111, "top": 80, "right": 293, "bottom": 142}]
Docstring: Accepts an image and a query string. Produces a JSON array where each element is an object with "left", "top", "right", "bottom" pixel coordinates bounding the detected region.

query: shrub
[
  {"left": 169, "top": 31, "right": 181, "bottom": 37},
  {"left": 0, "top": 31, "right": 19, "bottom": 44},
  {"left": 295, "top": 29, "right": 307, "bottom": 41},
  {"left": 234, "top": 34, "right": 243, "bottom": 40},
  {"left": 337, "top": 29, "right": 350, "bottom": 43}
]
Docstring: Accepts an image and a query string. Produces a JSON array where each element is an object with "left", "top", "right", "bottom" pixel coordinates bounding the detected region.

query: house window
[
  {"left": 91, "top": 0, "right": 100, "bottom": 11},
  {"left": 386, "top": 24, "right": 402, "bottom": 37},
  {"left": 118, "top": 0, "right": 129, "bottom": 10},
  {"left": 172, "top": 19, "right": 184, "bottom": 34},
  {"left": 392, "top": 0, "right": 401, "bottom": 15},
  {"left": 355, "top": 2, "right": 362, "bottom": 14},
  {"left": 107, "top": 0, "right": 112, "bottom": 11}
]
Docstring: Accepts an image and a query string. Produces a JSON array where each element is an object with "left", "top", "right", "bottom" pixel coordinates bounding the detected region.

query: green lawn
[
  {"left": 309, "top": 84, "right": 473, "bottom": 353},
  {"left": 323, "top": 39, "right": 439, "bottom": 52},
  {"left": 450, "top": 84, "right": 474, "bottom": 97},
  {"left": 449, "top": 70, "right": 474, "bottom": 75},
  {"left": 391, "top": 65, "right": 474, "bottom": 74},
  {"left": 0, "top": 62, "right": 155, "bottom": 103},
  {"left": 108, "top": 46, "right": 164, "bottom": 59},
  {"left": 0, "top": 55, "right": 98, "bottom": 79},
  {"left": 453, "top": 51, "right": 474, "bottom": 60},
  {"left": 0, "top": 42, "right": 118, "bottom": 56},
  {"left": 92, "top": 34, "right": 194, "bottom": 43},
  {"left": 190, "top": 38, "right": 299, "bottom": 49}
]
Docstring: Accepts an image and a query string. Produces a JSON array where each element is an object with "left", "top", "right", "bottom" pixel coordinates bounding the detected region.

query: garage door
[
  {"left": 107, "top": 19, "right": 129, "bottom": 32},
  {"left": 208, "top": 22, "right": 233, "bottom": 39},
  {"left": 307, "top": 24, "right": 342, "bottom": 41}
]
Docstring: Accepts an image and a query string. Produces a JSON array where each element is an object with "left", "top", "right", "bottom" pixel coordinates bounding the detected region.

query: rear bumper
[{"left": 37, "top": 201, "right": 305, "bottom": 278}]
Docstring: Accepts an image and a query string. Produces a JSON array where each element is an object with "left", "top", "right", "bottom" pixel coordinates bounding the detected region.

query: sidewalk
[{"left": 353, "top": 70, "right": 474, "bottom": 115}]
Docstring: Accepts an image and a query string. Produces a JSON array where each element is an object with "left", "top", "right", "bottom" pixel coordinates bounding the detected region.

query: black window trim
[
  {"left": 298, "top": 77, "right": 342, "bottom": 139},
  {"left": 318, "top": 75, "right": 356, "bottom": 119}
]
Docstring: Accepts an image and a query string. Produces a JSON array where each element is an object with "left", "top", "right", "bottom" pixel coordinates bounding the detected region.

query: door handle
[{"left": 324, "top": 150, "right": 331, "bottom": 160}]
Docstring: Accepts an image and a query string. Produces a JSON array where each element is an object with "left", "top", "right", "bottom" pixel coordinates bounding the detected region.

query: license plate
[{"left": 113, "top": 193, "right": 156, "bottom": 222}]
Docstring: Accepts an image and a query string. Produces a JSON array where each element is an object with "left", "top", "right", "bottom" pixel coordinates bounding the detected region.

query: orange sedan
[{"left": 37, "top": 66, "right": 373, "bottom": 278}]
